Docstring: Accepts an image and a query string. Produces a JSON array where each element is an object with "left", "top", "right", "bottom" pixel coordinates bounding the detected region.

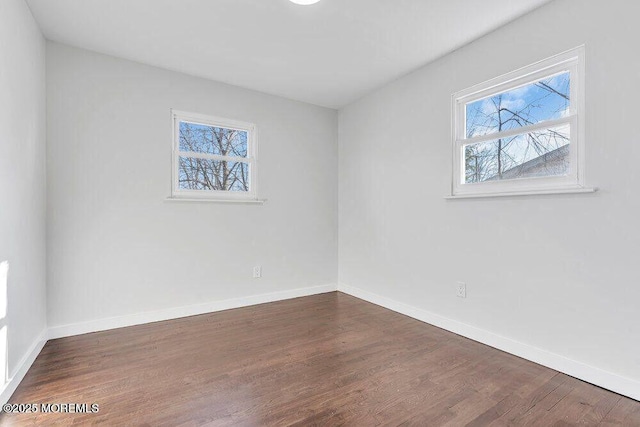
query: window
[
  {"left": 171, "top": 110, "right": 257, "bottom": 201},
  {"left": 451, "top": 47, "right": 589, "bottom": 197}
]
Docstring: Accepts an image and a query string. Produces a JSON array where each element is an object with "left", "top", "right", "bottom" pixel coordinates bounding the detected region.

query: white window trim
[
  {"left": 449, "top": 46, "right": 595, "bottom": 199},
  {"left": 169, "top": 109, "right": 262, "bottom": 202}
]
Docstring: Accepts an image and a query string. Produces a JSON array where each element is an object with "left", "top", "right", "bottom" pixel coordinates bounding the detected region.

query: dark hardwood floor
[{"left": 1, "top": 292, "right": 638, "bottom": 426}]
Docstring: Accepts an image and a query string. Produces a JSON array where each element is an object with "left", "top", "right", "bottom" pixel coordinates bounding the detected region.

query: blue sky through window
[
  {"left": 466, "top": 72, "right": 570, "bottom": 139},
  {"left": 177, "top": 121, "right": 250, "bottom": 192},
  {"left": 463, "top": 72, "right": 571, "bottom": 183},
  {"left": 179, "top": 122, "right": 248, "bottom": 158}
]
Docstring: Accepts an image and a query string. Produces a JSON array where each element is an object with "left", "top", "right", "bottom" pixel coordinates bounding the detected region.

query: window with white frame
[
  {"left": 451, "top": 47, "right": 587, "bottom": 197},
  {"left": 171, "top": 110, "right": 257, "bottom": 200}
]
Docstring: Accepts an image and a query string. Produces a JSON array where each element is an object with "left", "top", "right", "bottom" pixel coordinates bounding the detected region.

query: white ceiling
[{"left": 27, "top": 0, "right": 552, "bottom": 109}]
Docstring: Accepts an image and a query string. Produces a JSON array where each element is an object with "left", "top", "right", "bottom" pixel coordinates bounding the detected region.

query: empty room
[{"left": 1, "top": 0, "right": 639, "bottom": 425}]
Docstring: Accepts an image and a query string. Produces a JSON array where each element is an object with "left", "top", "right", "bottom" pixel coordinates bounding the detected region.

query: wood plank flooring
[{"left": 1, "top": 292, "right": 638, "bottom": 426}]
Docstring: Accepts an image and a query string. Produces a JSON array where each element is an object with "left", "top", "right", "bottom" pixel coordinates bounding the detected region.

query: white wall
[
  {"left": 47, "top": 43, "right": 338, "bottom": 328},
  {"left": 339, "top": 0, "right": 640, "bottom": 388},
  {"left": 0, "top": 0, "right": 47, "bottom": 383}
]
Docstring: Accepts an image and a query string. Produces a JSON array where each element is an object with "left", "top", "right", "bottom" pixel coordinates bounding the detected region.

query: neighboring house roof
[{"left": 489, "top": 144, "right": 570, "bottom": 181}]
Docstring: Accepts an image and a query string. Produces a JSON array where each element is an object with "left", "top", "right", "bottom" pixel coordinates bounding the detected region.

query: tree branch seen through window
[
  {"left": 171, "top": 112, "right": 256, "bottom": 199},
  {"left": 177, "top": 122, "right": 250, "bottom": 192},
  {"left": 464, "top": 72, "right": 571, "bottom": 183}
]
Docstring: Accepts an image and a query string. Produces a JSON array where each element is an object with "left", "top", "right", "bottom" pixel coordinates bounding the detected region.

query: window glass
[
  {"left": 179, "top": 121, "right": 248, "bottom": 158},
  {"left": 464, "top": 124, "right": 570, "bottom": 183},
  {"left": 465, "top": 72, "right": 570, "bottom": 139},
  {"left": 178, "top": 158, "right": 250, "bottom": 192}
]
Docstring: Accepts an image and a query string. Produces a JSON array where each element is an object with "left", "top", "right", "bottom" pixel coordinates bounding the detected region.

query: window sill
[
  {"left": 165, "top": 197, "right": 266, "bottom": 205},
  {"left": 445, "top": 187, "right": 597, "bottom": 200}
]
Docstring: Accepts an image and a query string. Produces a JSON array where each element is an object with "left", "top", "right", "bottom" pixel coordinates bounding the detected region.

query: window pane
[
  {"left": 179, "top": 122, "right": 248, "bottom": 157},
  {"left": 464, "top": 124, "right": 570, "bottom": 183},
  {"left": 466, "top": 72, "right": 570, "bottom": 138},
  {"left": 178, "top": 157, "right": 250, "bottom": 192}
]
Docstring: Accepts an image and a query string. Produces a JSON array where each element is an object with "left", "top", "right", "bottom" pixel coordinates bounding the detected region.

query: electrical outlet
[
  {"left": 456, "top": 282, "right": 466, "bottom": 298},
  {"left": 253, "top": 266, "right": 262, "bottom": 278}
]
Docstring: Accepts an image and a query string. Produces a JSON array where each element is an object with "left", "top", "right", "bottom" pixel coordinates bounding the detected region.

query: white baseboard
[
  {"left": 338, "top": 282, "right": 640, "bottom": 401},
  {"left": 0, "top": 328, "right": 47, "bottom": 405},
  {"left": 7, "top": 284, "right": 638, "bottom": 406},
  {"left": 48, "top": 283, "right": 338, "bottom": 340}
]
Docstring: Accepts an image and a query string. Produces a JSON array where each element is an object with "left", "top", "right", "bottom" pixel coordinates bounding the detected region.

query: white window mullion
[
  {"left": 460, "top": 116, "right": 574, "bottom": 147},
  {"left": 177, "top": 152, "right": 251, "bottom": 163}
]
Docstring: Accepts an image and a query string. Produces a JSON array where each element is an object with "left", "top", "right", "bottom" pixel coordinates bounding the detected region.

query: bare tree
[
  {"left": 178, "top": 124, "right": 249, "bottom": 191},
  {"left": 465, "top": 74, "right": 570, "bottom": 183}
]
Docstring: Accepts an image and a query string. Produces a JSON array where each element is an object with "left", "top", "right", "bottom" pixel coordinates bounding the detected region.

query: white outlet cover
[
  {"left": 253, "top": 266, "right": 262, "bottom": 278},
  {"left": 456, "top": 282, "right": 466, "bottom": 298}
]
